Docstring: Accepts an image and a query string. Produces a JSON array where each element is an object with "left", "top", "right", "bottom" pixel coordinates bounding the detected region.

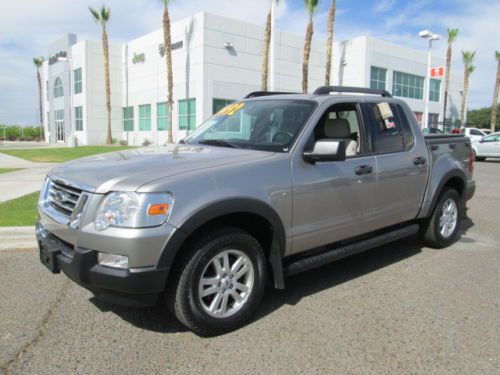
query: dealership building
[{"left": 41, "top": 11, "right": 463, "bottom": 146}]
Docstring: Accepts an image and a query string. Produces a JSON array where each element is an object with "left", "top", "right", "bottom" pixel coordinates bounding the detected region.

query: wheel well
[
  {"left": 165, "top": 212, "right": 275, "bottom": 286},
  {"left": 443, "top": 176, "right": 465, "bottom": 198}
]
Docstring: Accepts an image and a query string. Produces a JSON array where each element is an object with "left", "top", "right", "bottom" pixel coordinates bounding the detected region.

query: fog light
[{"left": 98, "top": 253, "right": 129, "bottom": 269}]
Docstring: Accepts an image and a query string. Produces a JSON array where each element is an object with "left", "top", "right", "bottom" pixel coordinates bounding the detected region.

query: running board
[{"left": 284, "top": 224, "right": 419, "bottom": 276}]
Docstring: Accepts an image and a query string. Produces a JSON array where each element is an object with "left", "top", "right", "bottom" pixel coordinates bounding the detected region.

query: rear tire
[
  {"left": 166, "top": 227, "right": 267, "bottom": 336},
  {"left": 473, "top": 150, "right": 486, "bottom": 161},
  {"left": 421, "top": 188, "right": 462, "bottom": 249}
]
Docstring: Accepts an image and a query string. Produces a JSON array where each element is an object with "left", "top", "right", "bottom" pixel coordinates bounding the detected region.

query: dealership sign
[
  {"left": 430, "top": 67, "right": 445, "bottom": 78},
  {"left": 132, "top": 52, "right": 146, "bottom": 64},
  {"left": 158, "top": 41, "right": 184, "bottom": 57},
  {"left": 48, "top": 50, "right": 67, "bottom": 65}
]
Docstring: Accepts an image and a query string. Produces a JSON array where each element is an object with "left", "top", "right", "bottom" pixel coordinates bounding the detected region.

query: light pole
[{"left": 419, "top": 30, "right": 440, "bottom": 129}]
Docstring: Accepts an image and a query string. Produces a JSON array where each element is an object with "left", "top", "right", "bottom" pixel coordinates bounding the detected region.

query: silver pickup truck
[{"left": 37, "top": 86, "right": 475, "bottom": 336}]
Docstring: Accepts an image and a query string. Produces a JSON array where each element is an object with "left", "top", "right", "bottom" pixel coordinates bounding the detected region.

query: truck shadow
[{"left": 91, "top": 220, "right": 474, "bottom": 335}]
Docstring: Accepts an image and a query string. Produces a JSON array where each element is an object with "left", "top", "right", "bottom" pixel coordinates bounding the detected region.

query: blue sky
[{"left": 1, "top": 0, "right": 499, "bottom": 125}]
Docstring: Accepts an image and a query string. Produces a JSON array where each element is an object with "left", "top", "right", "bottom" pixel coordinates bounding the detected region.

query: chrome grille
[{"left": 47, "top": 180, "right": 82, "bottom": 218}]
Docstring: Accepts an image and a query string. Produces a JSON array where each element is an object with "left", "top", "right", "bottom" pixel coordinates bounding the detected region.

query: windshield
[{"left": 184, "top": 99, "right": 316, "bottom": 152}]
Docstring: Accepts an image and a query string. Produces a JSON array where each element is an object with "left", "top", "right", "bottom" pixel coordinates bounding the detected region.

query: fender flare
[
  {"left": 156, "top": 198, "right": 286, "bottom": 289},
  {"left": 422, "top": 169, "right": 467, "bottom": 218}
]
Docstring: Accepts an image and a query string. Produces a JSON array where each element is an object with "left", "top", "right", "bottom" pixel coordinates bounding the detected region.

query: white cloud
[{"left": 373, "top": 0, "right": 397, "bottom": 13}]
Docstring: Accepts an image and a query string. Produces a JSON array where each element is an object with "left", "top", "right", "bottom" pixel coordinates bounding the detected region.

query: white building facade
[{"left": 41, "top": 12, "right": 463, "bottom": 146}]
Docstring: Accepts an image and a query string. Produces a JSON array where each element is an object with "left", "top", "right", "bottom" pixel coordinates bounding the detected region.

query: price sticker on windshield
[{"left": 216, "top": 102, "right": 245, "bottom": 116}]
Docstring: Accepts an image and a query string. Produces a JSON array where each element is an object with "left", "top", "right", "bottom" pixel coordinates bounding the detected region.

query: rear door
[{"left": 362, "top": 101, "right": 429, "bottom": 227}]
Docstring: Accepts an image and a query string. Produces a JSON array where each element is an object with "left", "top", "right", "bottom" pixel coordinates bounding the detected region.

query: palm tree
[
  {"left": 161, "top": 0, "right": 174, "bottom": 143},
  {"left": 33, "top": 57, "right": 45, "bottom": 141},
  {"left": 302, "top": 0, "right": 319, "bottom": 93},
  {"left": 460, "top": 50, "right": 475, "bottom": 125},
  {"left": 324, "top": 0, "right": 336, "bottom": 86},
  {"left": 89, "top": 5, "right": 113, "bottom": 144},
  {"left": 442, "top": 28, "right": 458, "bottom": 126},
  {"left": 261, "top": 1, "right": 279, "bottom": 91},
  {"left": 490, "top": 51, "right": 500, "bottom": 132}
]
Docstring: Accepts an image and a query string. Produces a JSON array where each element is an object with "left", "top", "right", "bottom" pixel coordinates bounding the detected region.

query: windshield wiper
[{"left": 198, "top": 139, "right": 240, "bottom": 148}]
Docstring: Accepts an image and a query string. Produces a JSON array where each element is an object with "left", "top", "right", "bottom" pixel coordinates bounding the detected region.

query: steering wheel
[{"left": 272, "top": 130, "right": 295, "bottom": 144}]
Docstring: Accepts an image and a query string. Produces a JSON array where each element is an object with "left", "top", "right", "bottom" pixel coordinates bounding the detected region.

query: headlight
[{"left": 94, "top": 191, "right": 173, "bottom": 231}]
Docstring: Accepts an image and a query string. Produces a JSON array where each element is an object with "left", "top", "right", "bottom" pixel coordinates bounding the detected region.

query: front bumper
[{"left": 37, "top": 222, "right": 169, "bottom": 307}]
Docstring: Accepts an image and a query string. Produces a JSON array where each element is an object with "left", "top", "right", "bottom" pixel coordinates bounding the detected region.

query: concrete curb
[{"left": 0, "top": 226, "right": 37, "bottom": 251}]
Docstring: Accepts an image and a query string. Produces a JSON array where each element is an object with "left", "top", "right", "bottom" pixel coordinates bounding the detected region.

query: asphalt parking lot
[{"left": 1, "top": 161, "right": 499, "bottom": 375}]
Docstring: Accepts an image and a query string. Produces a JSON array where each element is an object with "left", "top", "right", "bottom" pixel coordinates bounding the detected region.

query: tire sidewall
[
  {"left": 432, "top": 189, "right": 462, "bottom": 246},
  {"left": 185, "top": 231, "right": 267, "bottom": 333}
]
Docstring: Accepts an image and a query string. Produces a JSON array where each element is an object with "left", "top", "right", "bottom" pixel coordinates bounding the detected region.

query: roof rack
[
  {"left": 244, "top": 91, "right": 297, "bottom": 99},
  {"left": 313, "top": 86, "right": 392, "bottom": 98}
]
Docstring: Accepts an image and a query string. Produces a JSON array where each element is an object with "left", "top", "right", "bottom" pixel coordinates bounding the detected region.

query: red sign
[{"left": 430, "top": 67, "right": 445, "bottom": 78}]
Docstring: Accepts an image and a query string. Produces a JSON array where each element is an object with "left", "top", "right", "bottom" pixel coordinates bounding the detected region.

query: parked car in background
[
  {"left": 463, "top": 127, "right": 487, "bottom": 143},
  {"left": 423, "top": 127, "right": 444, "bottom": 135},
  {"left": 472, "top": 132, "right": 500, "bottom": 161}
]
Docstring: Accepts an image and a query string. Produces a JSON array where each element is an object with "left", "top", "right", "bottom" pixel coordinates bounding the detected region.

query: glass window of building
[
  {"left": 54, "top": 109, "right": 65, "bottom": 142},
  {"left": 179, "top": 98, "right": 196, "bottom": 130},
  {"left": 54, "top": 77, "right": 64, "bottom": 98},
  {"left": 429, "top": 79, "right": 441, "bottom": 102},
  {"left": 392, "top": 71, "right": 424, "bottom": 99},
  {"left": 123, "top": 106, "right": 134, "bottom": 131},
  {"left": 74, "top": 106, "right": 83, "bottom": 131},
  {"left": 157, "top": 102, "right": 168, "bottom": 131},
  {"left": 212, "top": 98, "right": 236, "bottom": 114},
  {"left": 74, "top": 68, "right": 82, "bottom": 94},
  {"left": 139, "top": 104, "right": 151, "bottom": 131},
  {"left": 370, "top": 66, "right": 387, "bottom": 90}
]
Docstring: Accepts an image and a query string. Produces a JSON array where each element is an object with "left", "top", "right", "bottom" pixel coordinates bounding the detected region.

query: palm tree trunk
[
  {"left": 163, "top": 6, "right": 174, "bottom": 144},
  {"left": 261, "top": 8, "right": 272, "bottom": 91},
  {"left": 491, "top": 60, "right": 500, "bottom": 132},
  {"left": 443, "top": 45, "right": 452, "bottom": 126},
  {"left": 324, "top": 0, "right": 335, "bottom": 86},
  {"left": 302, "top": 15, "right": 314, "bottom": 93},
  {"left": 461, "top": 69, "right": 469, "bottom": 125},
  {"left": 36, "top": 68, "right": 45, "bottom": 141},
  {"left": 102, "top": 26, "right": 112, "bottom": 144}
]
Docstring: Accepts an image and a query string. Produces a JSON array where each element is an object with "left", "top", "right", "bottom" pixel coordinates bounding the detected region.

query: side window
[
  {"left": 484, "top": 135, "right": 499, "bottom": 142},
  {"left": 366, "top": 102, "right": 405, "bottom": 154},
  {"left": 470, "top": 129, "right": 483, "bottom": 136},
  {"left": 310, "top": 103, "right": 364, "bottom": 157},
  {"left": 393, "top": 104, "right": 414, "bottom": 150}
]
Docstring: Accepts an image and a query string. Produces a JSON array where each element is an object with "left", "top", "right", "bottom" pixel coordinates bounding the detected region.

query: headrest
[{"left": 324, "top": 118, "right": 351, "bottom": 138}]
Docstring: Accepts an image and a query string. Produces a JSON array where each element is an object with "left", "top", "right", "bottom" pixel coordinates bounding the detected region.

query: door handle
[
  {"left": 355, "top": 165, "right": 373, "bottom": 175},
  {"left": 413, "top": 156, "right": 427, "bottom": 165}
]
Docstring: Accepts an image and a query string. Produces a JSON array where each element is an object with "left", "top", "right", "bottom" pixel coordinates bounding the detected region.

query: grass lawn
[
  {"left": 0, "top": 168, "right": 23, "bottom": 174},
  {"left": 0, "top": 146, "right": 135, "bottom": 163},
  {"left": 0, "top": 192, "right": 39, "bottom": 226}
]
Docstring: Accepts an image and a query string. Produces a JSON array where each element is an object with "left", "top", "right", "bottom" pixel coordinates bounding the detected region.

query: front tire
[
  {"left": 421, "top": 188, "right": 462, "bottom": 249},
  {"left": 166, "top": 227, "right": 267, "bottom": 336}
]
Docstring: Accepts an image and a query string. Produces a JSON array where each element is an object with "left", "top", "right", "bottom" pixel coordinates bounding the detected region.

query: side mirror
[{"left": 303, "top": 140, "right": 346, "bottom": 164}]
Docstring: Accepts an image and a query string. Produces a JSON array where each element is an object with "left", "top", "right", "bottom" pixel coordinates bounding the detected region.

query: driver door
[
  {"left": 291, "top": 102, "right": 378, "bottom": 254},
  {"left": 478, "top": 134, "right": 500, "bottom": 156}
]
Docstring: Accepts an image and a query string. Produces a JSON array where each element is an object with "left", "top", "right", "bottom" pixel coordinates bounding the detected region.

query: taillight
[{"left": 469, "top": 149, "right": 474, "bottom": 174}]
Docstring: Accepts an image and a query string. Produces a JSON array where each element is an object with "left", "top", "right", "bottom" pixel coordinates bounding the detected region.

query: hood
[{"left": 48, "top": 145, "right": 273, "bottom": 193}]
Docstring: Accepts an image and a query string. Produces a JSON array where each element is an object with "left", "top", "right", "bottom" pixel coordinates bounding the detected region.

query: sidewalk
[
  {"left": 0, "top": 227, "right": 37, "bottom": 250},
  {"left": 0, "top": 153, "right": 57, "bottom": 202}
]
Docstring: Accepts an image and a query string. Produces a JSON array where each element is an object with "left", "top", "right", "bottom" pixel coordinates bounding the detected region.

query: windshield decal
[{"left": 216, "top": 102, "right": 245, "bottom": 117}]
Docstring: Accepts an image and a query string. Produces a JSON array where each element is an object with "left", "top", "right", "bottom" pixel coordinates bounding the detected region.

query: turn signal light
[{"left": 148, "top": 203, "right": 170, "bottom": 216}]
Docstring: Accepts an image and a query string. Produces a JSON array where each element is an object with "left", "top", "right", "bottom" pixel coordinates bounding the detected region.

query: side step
[{"left": 284, "top": 224, "right": 420, "bottom": 276}]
